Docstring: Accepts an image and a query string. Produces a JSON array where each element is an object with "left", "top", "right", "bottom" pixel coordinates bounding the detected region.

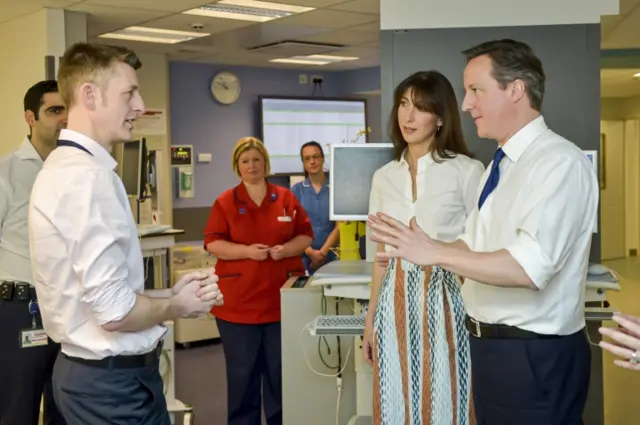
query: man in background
[{"left": 0, "top": 80, "right": 67, "bottom": 425}]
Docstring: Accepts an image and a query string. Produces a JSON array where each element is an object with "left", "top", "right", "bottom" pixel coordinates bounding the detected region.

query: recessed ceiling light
[
  {"left": 307, "top": 54, "right": 359, "bottom": 61},
  {"left": 634, "top": 72, "right": 640, "bottom": 78},
  {"left": 270, "top": 58, "right": 330, "bottom": 65},
  {"left": 183, "top": 0, "right": 314, "bottom": 23},
  {"left": 98, "top": 26, "right": 209, "bottom": 44}
]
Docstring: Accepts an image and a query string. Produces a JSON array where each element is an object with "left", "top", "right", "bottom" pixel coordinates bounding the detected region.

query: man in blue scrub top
[{"left": 291, "top": 141, "right": 340, "bottom": 274}]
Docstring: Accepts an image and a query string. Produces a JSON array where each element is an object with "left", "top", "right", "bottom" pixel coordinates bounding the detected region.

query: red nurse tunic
[{"left": 203, "top": 182, "right": 313, "bottom": 324}]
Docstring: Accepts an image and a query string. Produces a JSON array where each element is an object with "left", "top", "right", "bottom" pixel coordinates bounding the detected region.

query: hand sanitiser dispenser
[{"left": 171, "top": 145, "right": 195, "bottom": 199}]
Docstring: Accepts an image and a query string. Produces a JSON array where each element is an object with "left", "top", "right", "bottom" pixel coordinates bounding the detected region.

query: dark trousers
[
  {"left": 52, "top": 353, "right": 171, "bottom": 425},
  {"left": 217, "top": 318, "right": 282, "bottom": 425},
  {"left": 0, "top": 299, "right": 65, "bottom": 425},
  {"left": 470, "top": 329, "right": 591, "bottom": 425}
]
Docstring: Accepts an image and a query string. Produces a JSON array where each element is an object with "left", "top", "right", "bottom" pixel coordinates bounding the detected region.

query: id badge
[
  {"left": 20, "top": 329, "right": 48, "bottom": 348},
  {"left": 278, "top": 216, "right": 292, "bottom": 222}
]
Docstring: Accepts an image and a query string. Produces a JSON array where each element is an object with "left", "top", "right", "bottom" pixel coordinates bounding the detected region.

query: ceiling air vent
[{"left": 248, "top": 40, "right": 344, "bottom": 57}]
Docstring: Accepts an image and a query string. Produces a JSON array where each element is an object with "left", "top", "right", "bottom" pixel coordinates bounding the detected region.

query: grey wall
[
  {"left": 380, "top": 24, "right": 602, "bottom": 263},
  {"left": 380, "top": 23, "right": 603, "bottom": 424}
]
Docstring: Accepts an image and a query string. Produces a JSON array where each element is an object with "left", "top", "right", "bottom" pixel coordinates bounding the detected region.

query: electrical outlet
[{"left": 299, "top": 74, "right": 308, "bottom": 84}]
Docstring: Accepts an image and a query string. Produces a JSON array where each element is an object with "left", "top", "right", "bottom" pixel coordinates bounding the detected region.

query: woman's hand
[
  {"left": 362, "top": 317, "right": 375, "bottom": 366},
  {"left": 309, "top": 249, "right": 327, "bottom": 270},
  {"left": 269, "top": 245, "right": 287, "bottom": 261},
  {"left": 600, "top": 313, "right": 640, "bottom": 370},
  {"left": 247, "top": 244, "right": 270, "bottom": 261}
]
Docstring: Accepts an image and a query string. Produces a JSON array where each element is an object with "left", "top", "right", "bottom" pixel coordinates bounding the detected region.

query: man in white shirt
[
  {"left": 368, "top": 39, "right": 598, "bottom": 425},
  {"left": 0, "top": 80, "right": 67, "bottom": 425},
  {"left": 28, "top": 42, "right": 223, "bottom": 425}
]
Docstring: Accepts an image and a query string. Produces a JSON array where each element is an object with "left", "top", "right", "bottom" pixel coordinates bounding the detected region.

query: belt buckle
[{"left": 470, "top": 317, "right": 482, "bottom": 338}]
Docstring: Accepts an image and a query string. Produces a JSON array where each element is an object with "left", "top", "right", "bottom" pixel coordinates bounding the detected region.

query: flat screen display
[{"left": 260, "top": 96, "right": 368, "bottom": 175}]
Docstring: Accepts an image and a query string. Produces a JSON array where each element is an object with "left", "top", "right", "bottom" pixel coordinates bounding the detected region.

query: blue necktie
[{"left": 478, "top": 148, "right": 506, "bottom": 209}]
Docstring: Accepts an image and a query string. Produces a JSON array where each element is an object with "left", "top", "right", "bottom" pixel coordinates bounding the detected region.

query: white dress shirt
[
  {"left": 460, "top": 116, "right": 599, "bottom": 335},
  {"left": 28, "top": 129, "right": 165, "bottom": 360},
  {"left": 369, "top": 150, "right": 485, "bottom": 243},
  {"left": 0, "top": 138, "right": 43, "bottom": 284}
]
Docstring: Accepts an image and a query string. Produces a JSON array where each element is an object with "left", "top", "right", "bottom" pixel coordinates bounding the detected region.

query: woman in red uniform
[{"left": 204, "top": 136, "right": 313, "bottom": 425}]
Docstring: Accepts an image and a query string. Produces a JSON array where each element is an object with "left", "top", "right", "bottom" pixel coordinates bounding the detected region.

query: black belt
[
  {"left": 64, "top": 341, "right": 163, "bottom": 369},
  {"left": 465, "top": 315, "right": 560, "bottom": 339},
  {"left": 0, "top": 281, "right": 36, "bottom": 301}
]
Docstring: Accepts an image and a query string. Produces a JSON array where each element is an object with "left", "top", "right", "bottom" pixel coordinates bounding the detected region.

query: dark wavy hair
[{"left": 388, "top": 70, "right": 473, "bottom": 162}]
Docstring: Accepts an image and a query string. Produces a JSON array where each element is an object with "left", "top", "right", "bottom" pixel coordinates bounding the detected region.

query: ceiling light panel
[
  {"left": 183, "top": 0, "right": 314, "bottom": 22},
  {"left": 98, "top": 26, "right": 209, "bottom": 44}
]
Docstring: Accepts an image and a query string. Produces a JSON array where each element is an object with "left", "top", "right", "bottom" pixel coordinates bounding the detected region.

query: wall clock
[{"left": 211, "top": 71, "right": 241, "bottom": 105}]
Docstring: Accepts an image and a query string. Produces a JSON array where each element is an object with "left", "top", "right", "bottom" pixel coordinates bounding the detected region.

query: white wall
[
  {"left": 600, "top": 120, "right": 627, "bottom": 260},
  {"left": 0, "top": 9, "right": 86, "bottom": 156},
  {"left": 0, "top": 10, "right": 51, "bottom": 155}
]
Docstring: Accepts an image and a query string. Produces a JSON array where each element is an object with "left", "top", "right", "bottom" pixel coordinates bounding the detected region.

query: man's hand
[
  {"left": 172, "top": 269, "right": 223, "bottom": 307},
  {"left": 172, "top": 270, "right": 210, "bottom": 295},
  {"left": 194, "top": 270, "right": 223, "bottom": 306},
  {"left": 170, "top": 278, "right": 216, "bottom": 318},
  {"left": 247, "top": 244, "right": 270, "bottom": 261},
  {"left": 269, "top": 245, "right": 287, "bottom": 261},
  {"left": 367, "top": 213, "right": 439, "bottom": 266}
]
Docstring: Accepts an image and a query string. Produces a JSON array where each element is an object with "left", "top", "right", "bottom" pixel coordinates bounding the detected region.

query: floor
[{"left": 174, "top": 340, "right": 228, "bottom": 425}]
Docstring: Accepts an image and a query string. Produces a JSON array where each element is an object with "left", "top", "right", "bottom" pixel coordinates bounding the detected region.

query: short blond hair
[
  {"left": 57, "top": 43, "right": 142, "bottom": 108},
  {"left": 231, "top": 137, "right": 271, "bottom": 177}
]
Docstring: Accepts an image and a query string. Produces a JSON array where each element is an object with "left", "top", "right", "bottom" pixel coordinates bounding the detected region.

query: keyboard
[
  {"left": 136, "top": 224, "right": 172, "bottom": 236},
  {"left": 310, "top": 315, "right": 366, "bottom": 336}
]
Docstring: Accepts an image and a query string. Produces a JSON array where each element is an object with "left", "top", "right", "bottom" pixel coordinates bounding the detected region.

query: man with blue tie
[{"left": 367, "top": 39, "right": 599, "bottom": 425}]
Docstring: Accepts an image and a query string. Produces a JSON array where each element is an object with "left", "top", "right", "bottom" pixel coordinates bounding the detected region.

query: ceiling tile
[
  {"left": 69, "top": 4, "right": 171, "bottom": 36},
  {"left": 0, "top": 0, "right": 77, "bottom": 24},
  {"left": 84, "top": 0, "right": 211, "bottom": 13},
  {"left": 297, "top": 28, "right": 378, "bottom": 45},
  {"left": 601, "top": 68, "right": 640, "bottom": 97},
  {"left": 275, "top": 9, "right": 377, "bottom": 29},
  {"left": 267, "top": 0, "right": 346, "bottom": 7},
  {"left": 348, "top": 21, "right": 380, "bottom": 32},
  {"left": 328, "top": 0, "right": 379, "bottom": 15},
  {"left": 143, "top": 13, "right": 257, "bottom": 35}
]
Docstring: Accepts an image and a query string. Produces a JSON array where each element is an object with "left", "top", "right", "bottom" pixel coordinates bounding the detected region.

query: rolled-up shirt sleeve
[
  {"left": 506, "top": 155, "right": 598, "bottom": 290},
  {"left": 57, "top": 170, "right": 136, "bottom": 325}
]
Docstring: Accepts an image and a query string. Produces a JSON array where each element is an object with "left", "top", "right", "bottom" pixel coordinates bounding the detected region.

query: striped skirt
[{"left": 372, "top": 259, "right": 475, "bottom": 425}]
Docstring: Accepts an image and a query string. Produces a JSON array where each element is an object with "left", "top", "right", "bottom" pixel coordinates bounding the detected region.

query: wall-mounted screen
[{"left": 259, "top": 96, "right": 368, "bottom": 175}]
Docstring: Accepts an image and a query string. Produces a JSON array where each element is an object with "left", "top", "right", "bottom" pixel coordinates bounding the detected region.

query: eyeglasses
[{"left": 302, "top": 154, "right": 323, "bottom": 162}]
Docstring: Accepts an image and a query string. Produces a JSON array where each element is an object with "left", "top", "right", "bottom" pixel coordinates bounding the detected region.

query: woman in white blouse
[{"left": 363, "top": 70, "right": 485, "bottom": 425}]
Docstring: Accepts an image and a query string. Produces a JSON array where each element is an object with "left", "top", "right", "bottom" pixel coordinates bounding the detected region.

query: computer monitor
[
  {"left": 329, "top": 143, "right": 394, "bottom": 221},
  {"left": 120, "top": 138, "right": 147, "bottom": 201}
]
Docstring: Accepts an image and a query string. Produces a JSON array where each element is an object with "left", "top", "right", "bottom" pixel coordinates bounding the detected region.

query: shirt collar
[
  {"left": 58, "top": 129, "right": 118, "bottom": 170},
  {"left": 235, "top": 181, "right": 279, "bottom": 206},
  {"left": 302, "top": 176, "right": 329, "bottom": 189},
  {"left": 15, "top": 136, "right": 43, "bottom": 163},
  {"left": 398, "top": 148, "right": 435, "bottom": 168},
  {"left": 501, "top": 115, "right": 549, "bottom": 163}
]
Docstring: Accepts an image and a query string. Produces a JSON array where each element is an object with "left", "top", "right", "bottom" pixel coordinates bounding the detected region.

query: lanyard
[{"left": 57, "top": 139, "right": 93, "bottom": 156}]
